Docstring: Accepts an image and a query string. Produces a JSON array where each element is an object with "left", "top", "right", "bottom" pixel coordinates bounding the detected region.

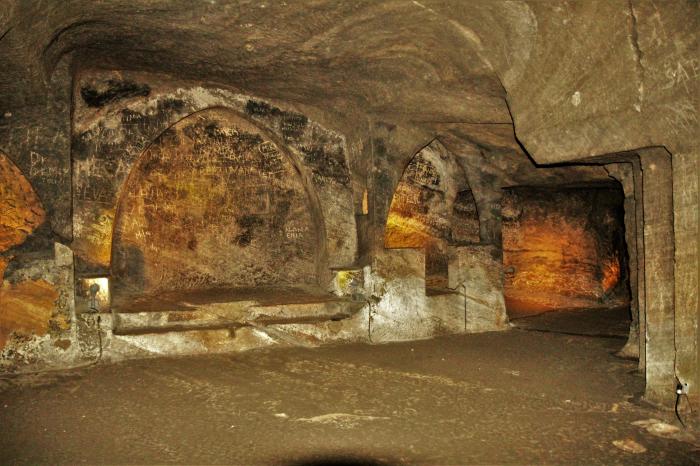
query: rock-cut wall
[
  {"left": 112, "top": 108, "right": 319, "bottom": 296},
  {"left": 503, "top": 186, "right": 629, "bottom": 316},
  {"left": 72, "top": 70, "right": 358, "bottom": 287}
]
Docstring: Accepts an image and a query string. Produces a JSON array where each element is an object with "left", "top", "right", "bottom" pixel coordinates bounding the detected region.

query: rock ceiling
[{"left": 0, "top": 1, "right": 696, "bottom": 184}]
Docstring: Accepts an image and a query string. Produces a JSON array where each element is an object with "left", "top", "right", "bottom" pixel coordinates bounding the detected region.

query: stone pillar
[
  {"left": 448, "top": 245, "right": 508, "bottom": 332},
  {"left": 672, "top": 150, "right": 699, "bottom": 420},
  {"left": 474, "top": 195, "right": 503, "bottom": 248},
  {"left": 453, "top": 157, "right": 504, "bottom": 248},
  {"left": 630, "top": 159, "right": 646, "bottom": 372},
  {"left": 445, "top": 141, "right": 507, "bottom": 329},
  {"left": 639, "top": 148, "right": 676, "bottom": 406},
  {"left": 605, "top": 163, "right": 639, "bottom": 359}
]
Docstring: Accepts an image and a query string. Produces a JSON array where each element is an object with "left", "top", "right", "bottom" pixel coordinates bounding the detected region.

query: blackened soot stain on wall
[{"left": 80, "top": 80, "right": 151, "bottom": 107}]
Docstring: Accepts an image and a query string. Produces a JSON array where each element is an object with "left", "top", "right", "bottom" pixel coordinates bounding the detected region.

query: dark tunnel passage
[{"left": 502, "top": 184, "right": 630, "bottom": 316}]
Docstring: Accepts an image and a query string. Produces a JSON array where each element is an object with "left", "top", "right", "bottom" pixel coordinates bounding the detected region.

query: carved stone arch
[
  {"left": 383, "top": 138, "right": 478, "bottom": 293},
  {"left": 110, "top": 107, "right": 326, "bottom": 297},
  {"left": 384, "top": 138, "right": 477, "bottom": 250},
  {"left": 72, "top": 74, "right": 356, "bottom": 281}
]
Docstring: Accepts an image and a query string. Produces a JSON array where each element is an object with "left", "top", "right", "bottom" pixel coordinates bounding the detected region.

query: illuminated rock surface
[
  {"left": 112, "top": 108, "right": 318, "bottom": 295},
  {"left": 0, "top": 152, "right": 45, "bottom": 254},
  {"left": 503, "top": 186, "right": 628, "bottom": 316},
  {"left": 0, "top": 152, "right": 54, "bottom": 351}
]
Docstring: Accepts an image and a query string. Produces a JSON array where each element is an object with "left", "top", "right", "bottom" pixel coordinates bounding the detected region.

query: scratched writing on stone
[
  {"left": 663, "top": 58, "right": 700, "bottom": 93},
  {"left": 28, "top": 151, "right": 67, "bottom": 185}
]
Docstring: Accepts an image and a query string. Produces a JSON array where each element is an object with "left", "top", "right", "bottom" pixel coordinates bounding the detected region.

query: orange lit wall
[
  {"left": 384, "top": 144, "right": 479, "bottom": 292},
  {"left": 384, "top": 144, "right": 479, "bottom": 250},
  {"left": 0, "top": 152, "right": 57, "bottom": 350},
  {"left": 111, "top": 108, "right": 318, "bottom": 296},
  {"left": 502, "top": 187, "right": 628, "bottom": 316},
  {"left": 0, "top": 153, "right": 45, "bottom": 254},
  {"left": 384, "top": 150, "right": 450, "bottom": 249}
]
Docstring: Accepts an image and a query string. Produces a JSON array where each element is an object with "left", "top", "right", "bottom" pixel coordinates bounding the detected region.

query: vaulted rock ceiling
[{"left": 2, "top": 0, "right": 694, "bottom": 168}]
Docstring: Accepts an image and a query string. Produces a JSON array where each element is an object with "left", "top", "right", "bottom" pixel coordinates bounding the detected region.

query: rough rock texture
[
  {"left": 605, "top": 163, "right": 641, "bottom": 360},
  {"left": 384, "top": 140, "right": 465, "bottom": 249},
  {"left": 0, "top": 243, "right": 76, "bottom": 369},
  {"left": 367, "top": 249, "right": 506, "bottom": 342},
  {"left": 111, "top": 108, "right": 318, "bottom": 295},
  {"left": 383, "top": 139, "right": 479, "bottom": 292},
  {"left": 72, "top": 70, "right": 357, "bottom": 281},
  {"left": 639, "top": 148, "right": 676, "bottom": 406},
  {"left": 502, "top": 186, "right": 629, "bottom": 315},
  {"left": 0, "top": 0, "right": 696, "bottom": 415},
  {"left": 449, "top": 245, "right": 508, "bottom": 331},
  {"left": 0, "top": 151, "right": 45, "bottom": 254},
  {"left": 0, "top": 278, "right": 58, "bottom": 349},
  {"left": 0, "top": 151, "right": 55, "bottom": 354}
]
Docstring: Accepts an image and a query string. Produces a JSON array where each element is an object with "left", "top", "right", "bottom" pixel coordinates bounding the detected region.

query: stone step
[
  {"left": 106, "top": 327, "right": 272, "bottom": 358},
  {"left": 243, "top": 301, "right": 363, "bottom": 324},
  {"left": 111, "top": 299, "right": 365, "bottom": 336},
  {"left": 112, "top": 320, "right": 242, "bottom": 336}
]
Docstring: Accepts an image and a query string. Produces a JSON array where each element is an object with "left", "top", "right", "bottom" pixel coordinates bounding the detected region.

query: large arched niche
[
  {"left": 110, "top": 107, "right": 325, "bottom": 298},
  {"left": 72, "top": 72, "right": 357, "bottom": 282},
  {"left": 384, "top": 139, "right": 479, "bottom": 293}
]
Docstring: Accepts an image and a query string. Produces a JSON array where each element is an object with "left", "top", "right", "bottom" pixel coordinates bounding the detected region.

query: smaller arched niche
[
  {"left": 111, "top": 108, "right": 322, "bottom": 298},
  {"left": 384, "top": 140, "right": 478, "bottom": 294}
]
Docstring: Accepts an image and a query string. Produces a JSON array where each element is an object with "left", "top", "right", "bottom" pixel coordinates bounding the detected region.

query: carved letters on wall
[
  {"left": 111, "top": 109, "right": 319, "bottom": 295},
  {"left": 72, "top": 71, "right": 357, "bottom": 280},
  {"left": 384, "top": 141, "right": 477, "bottom": 249}
]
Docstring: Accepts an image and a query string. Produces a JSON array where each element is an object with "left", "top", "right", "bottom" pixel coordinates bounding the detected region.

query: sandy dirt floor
[{"left": 0, "top": 309, "right": 698, "bottom": 465}]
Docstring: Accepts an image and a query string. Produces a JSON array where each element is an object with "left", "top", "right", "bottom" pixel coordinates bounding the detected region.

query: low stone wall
[
  {"left": 368, "top": 248, "right": 507, "bottom": 343},
  {"left": 1, "top": 245, "right": 510, "bottom": 371},
  {"left": 1, "top": 243, "right": 81, "bottom": 372}
]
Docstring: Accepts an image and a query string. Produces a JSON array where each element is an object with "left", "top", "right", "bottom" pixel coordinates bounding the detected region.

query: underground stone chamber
[
  {"left": 502, "top": 184, "right": 630, "bottom": 318},
  {"left": 0, "top": 2, "right": 697, "bottom": 462}
]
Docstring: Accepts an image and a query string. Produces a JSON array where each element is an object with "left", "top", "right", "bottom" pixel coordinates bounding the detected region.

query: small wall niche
[{"left": 384, "top": 140, "right": 478, "bottom": 295}]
